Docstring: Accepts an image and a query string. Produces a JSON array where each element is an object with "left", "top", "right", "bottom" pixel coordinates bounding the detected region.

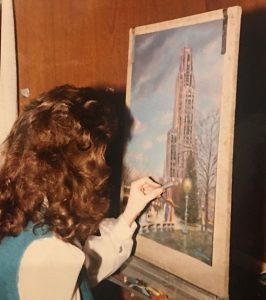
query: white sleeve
[{"left": 83, "top": 215, "right": 137, "bottom": 286}]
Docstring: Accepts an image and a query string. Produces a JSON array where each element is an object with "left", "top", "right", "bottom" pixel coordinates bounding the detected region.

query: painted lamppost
[{"left": 182, "top": 177, "right": 192, "bottom": 234}]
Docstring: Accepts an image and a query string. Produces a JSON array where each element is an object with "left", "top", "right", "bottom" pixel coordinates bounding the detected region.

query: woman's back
[{"left": 0, "top": 223, "right": 91, "bottom": 300}]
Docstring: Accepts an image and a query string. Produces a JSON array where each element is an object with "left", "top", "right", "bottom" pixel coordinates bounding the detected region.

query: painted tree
[{"left": 196, "top": 110, "right": 219, "bottom": 231}]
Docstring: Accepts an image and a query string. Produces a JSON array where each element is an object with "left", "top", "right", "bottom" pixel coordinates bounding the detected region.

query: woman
[{"left": 0, "top": 85, "right": 163, "bottom": 300}]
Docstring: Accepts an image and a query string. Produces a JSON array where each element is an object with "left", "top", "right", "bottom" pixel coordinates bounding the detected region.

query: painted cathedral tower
[
  {"left": 164, "top": 47, "right": 196, "bottom": 185},
  {"left": 139, "top": 47, "right": 196, "bottom": 231}
]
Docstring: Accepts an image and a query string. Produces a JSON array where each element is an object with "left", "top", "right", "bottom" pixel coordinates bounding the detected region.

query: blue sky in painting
[{"left": 125, "top": 19, "right": 224, "bottom": 180}]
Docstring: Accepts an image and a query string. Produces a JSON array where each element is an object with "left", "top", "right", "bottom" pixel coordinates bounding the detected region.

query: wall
[
  {"left": 13, "top": 0, "right": 266, "bottom": 267},
  {"left": 13, "top": 0, "right": 265, "bottom": 106}
]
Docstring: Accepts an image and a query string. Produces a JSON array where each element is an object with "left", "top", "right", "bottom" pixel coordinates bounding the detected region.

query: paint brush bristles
[{"left": 161, "top": 181, "right": 175, "bottom": 190}]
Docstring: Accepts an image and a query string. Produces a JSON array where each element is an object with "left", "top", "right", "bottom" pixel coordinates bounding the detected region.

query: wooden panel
[
  {"left": 14, "top": 0, "right": 207, "bottom": 107},
  {"left": 14, "top": 0, "right": 266, "bottom": 106}
]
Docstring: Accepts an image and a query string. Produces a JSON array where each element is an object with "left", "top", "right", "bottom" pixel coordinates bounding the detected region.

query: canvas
[{"left": 123, "top": 6, "right": 241, "bottom": 299}]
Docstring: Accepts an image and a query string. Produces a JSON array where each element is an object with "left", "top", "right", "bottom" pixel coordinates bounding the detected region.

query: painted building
[
  {"left": 140, "top": 47, "right": 197, "bottom": 232},
  {"left": 164, "top": 47, "right": 196, "bottom": 184}
]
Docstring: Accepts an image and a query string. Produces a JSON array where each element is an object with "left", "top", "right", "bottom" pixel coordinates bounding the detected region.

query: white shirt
[{"left": 17, "top": 216, "right": 137, "bottom": 300}]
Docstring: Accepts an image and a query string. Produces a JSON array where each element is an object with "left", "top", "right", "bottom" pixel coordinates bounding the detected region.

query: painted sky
[{"left": 125, "top": 19, "right": 224, "bottom": 180}]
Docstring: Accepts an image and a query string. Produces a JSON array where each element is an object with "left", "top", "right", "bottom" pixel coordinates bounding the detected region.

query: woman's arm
[
  {"left": 83, "top": 215, "right": 137, "bottom": 286},
  {"left": 83, "top": 177, "right": 163, "bottom": 286}
]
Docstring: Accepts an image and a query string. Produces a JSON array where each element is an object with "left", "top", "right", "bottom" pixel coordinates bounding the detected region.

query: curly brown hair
[{"left": 0, "top": 85, "right": 118, "bottom": 244}]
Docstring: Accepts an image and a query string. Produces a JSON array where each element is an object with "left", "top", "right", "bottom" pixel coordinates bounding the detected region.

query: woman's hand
[{"left": 122, "top": 177, "right": 163, "bottom": 226}]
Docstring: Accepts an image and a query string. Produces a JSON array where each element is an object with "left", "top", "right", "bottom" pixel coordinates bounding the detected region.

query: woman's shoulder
[
  {"left": 21, "top": 233, "right": 85, "bottom": 264},
  {"left": 0, "top": 223, "right": 85, "bottom": 270}
]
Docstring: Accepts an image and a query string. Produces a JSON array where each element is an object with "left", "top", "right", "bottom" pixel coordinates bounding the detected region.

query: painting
[{"left": 123, "top": 7, "right": 241, "bottom": 299}]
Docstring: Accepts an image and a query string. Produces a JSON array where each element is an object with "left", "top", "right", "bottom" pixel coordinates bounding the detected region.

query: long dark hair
[{"left": 0, "top": 85, "right": 117, "bottom": 243}]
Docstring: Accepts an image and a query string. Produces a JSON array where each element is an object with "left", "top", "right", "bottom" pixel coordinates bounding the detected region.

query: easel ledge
[{"left": 110, "top": 256, "right": 227, "bottom": 300}]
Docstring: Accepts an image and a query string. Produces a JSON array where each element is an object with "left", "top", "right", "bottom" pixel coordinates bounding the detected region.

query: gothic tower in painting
[
  {"left": 164, "top": 47, "right": 196, "bottom": 186},
  {"left": 139, "top": 47, "right": 196, "bottom": 231}
]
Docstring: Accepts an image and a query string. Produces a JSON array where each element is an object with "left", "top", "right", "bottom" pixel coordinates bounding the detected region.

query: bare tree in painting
[{"left": 196, "top": 109, "right": 219, "bottom": 231}]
